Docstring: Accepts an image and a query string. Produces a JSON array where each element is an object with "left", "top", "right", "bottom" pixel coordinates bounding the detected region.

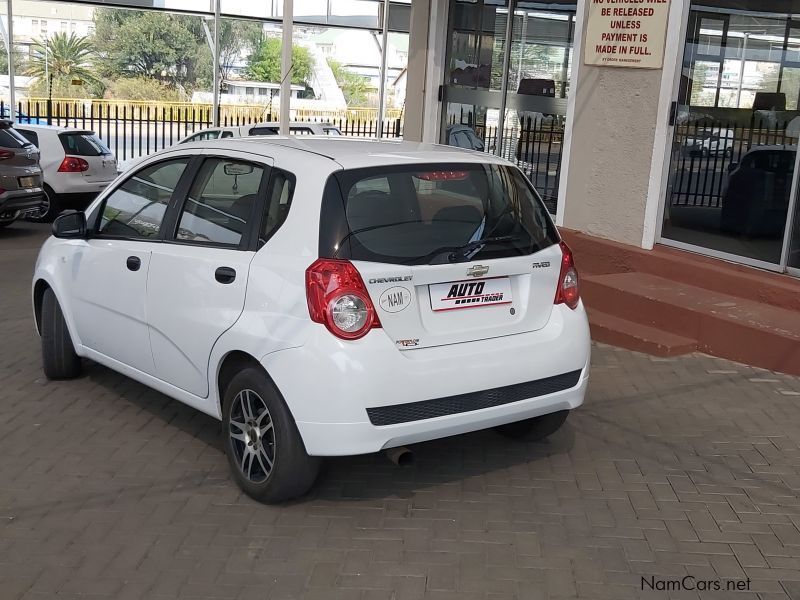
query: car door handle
[
  {"left": 126, "top": 256, "right": 141, "bottom": 272},
  {"left": 215, "top": 266, "right": 236, "bottom": 284}
]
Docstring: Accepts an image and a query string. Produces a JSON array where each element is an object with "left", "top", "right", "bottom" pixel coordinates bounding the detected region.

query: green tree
[
  {"left": 247, "top": 38, "right": 313, "bottom": 86},
  {"left": 0, "top": 45, "right": 24, "bottom": 75},
  {"left": 25, "top": 33, "right": 102, "bottom": 97},
  {"left": 93, "top": 9, "right": 197, "bottom": 84},
  {"left": 195, "top": 20, "right": 263, "bottom": 89},
  {"left": 327, "top": 59, "right": 370, "bottom": 106}
]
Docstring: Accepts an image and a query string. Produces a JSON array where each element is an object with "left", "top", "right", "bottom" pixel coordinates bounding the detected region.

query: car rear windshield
[
  {"left": 59, "top": 132, "right": 111, "bottom": 156},
  {"left": 319, "top": 163, "right": 559, "bottom": 265},
  {"left": 0, "top": 126, "right": 32, "bottom": 149}
]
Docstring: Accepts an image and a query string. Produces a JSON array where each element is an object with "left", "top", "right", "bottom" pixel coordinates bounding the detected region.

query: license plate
[
  {"left": 18, "top": 176, "right": 37, "bottom": 188},
  {"left": 430, "top": 277, "right": 512, "bottom": 311}
]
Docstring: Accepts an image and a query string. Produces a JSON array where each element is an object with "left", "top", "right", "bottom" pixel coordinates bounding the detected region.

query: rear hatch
[
  {"left": 318, "top": 162, "right": 563, "bottom": 350},
  {"left": 58, "top": 131, "right": 117, "bottom": 182},
  {"left": 0, "top": 124, "right": 42, "bottom": 190}
]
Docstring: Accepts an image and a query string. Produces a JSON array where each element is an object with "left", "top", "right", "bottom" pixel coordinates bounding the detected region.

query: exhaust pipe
[{"left": 385, "top": 446, "right": 414, "bottom": 467}]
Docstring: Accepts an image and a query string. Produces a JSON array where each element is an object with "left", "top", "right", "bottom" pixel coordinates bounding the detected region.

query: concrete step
[
  {"left": 563, "top": 230, "right": 800, "bottom": 312},
  {"left": 582, "top": 272, "right": 800, "bottom": 376},
  {"left": 587, "top": 308, "right": 697, "bottom": 357}
]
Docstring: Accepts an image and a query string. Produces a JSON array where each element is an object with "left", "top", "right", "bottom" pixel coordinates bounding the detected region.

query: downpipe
[{"left": 385, "top": 446, "right": 414, "bottom": 467}]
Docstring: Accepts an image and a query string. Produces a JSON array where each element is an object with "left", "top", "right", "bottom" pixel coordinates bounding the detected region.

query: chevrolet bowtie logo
[{"left": 467, "top": 265, "right": 490, "bottom": 277}]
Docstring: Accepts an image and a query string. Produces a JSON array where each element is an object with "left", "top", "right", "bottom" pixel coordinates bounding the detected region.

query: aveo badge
[{"left": 379, "top": 286, "right": 412, "bottom": 313}]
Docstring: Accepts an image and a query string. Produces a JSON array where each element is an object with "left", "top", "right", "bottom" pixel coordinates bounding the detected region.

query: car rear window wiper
[
  {"left": 332, "top": 220, "right": 420, "bottom": 258},
  {"left": 406, "top": 235, "right": 520, "bottom": 265}
]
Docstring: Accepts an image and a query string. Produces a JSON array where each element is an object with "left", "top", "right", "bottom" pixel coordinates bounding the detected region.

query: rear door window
[
  {"left": 60, "top": 133, "right": 111, "bottom": 156},
  {"left": 173, "top": 157, "right": 266, "bottom": 248},
  {"left": 319, "top": 163, "right": 558, "bottom": 265}
]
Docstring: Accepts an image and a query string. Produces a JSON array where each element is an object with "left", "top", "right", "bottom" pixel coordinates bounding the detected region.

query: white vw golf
[{"left": 32, "top": 138, "right": 591, "bottom": 502}]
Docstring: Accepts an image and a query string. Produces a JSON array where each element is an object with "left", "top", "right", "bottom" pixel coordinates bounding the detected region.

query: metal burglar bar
[
  {"left": 0, "top": 100, "right": 405, "bottom": 171},
  {"left": 668, "top": 116, "right": 795, "bottom": 210},
  {"left": 447, "top": 108, "right": 566, "bottom": 214}
]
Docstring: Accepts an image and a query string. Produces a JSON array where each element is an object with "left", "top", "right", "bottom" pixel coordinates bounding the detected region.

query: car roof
[
  {"left": 741, "top": 145, "right": 797, "bottom": 153},
  {"left": 248, "top": 122, "right": 336, "bottom": 127},
  {"left": 15, "top": 123, "right": 94, "bottom": 135},
  {"left": 196, "top": 137, "right": 504, "bottom": 170}
]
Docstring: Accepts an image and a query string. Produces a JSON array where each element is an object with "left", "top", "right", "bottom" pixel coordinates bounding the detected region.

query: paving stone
[{"left": 3, "top": 222, "right": 800, "bottom": 598}]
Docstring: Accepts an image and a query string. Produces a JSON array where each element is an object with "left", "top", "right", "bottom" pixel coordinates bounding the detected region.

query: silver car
[{"left": 0, "top": 120, "right": 45, "bottom": 227}]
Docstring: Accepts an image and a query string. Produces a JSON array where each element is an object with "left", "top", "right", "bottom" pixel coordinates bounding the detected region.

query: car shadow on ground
[
  {"left": 0, "top": 222, "right": 47, "bottom": 240},
  {"left": 80, "top": 359, "right": 577, "bottom": 504}
]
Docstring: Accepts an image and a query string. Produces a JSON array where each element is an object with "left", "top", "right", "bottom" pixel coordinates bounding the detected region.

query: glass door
[
  {"left": 661, "top": 5, "right": 800, "bottom": 272},
  {"left": 442, "top": 0, "right": 576, "bottom": 215}
]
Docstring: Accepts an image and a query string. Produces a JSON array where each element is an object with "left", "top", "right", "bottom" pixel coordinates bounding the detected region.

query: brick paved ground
[{"left": 2, "top": 221, "right": 800, "bottom": 600}]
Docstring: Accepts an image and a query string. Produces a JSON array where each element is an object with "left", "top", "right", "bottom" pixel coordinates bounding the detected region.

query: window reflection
[{"left": 663, "top": 3, "right": 800, "bottom": 266}]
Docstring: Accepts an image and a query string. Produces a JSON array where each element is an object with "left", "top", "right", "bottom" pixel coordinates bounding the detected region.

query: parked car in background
[
  {"left": 179, "top": 121, "right": 342, "bottom": 143},
  {"left": 15, "top": 124, "right": 117, "bottom": 222},
  {"left": 720, "top": 145, "right": 795, "bottom": 237},
  {"left": 33, "top": 137, "right": 590, "bottom": 502},
  {"left": 118, "top": 122, "right": 343, "bottom": 173},
  {"left": 682, "top": 127, "right": 736, "bottom": 158},
  {"left": 0, "top": 120, "right": 45, "bottom": 228}
]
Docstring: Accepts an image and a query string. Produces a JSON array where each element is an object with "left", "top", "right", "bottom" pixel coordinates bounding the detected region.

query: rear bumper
[
  {"left": 0, "top": 189, "right": 46, "bottom": 218},
  {"left": 261, "top": 303, "right": 591, "bottom": 456}
]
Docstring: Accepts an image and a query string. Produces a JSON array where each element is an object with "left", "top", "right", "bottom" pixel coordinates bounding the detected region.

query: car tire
[
  {"left": 41, "top": 287, "right": 82, "bottom": 380},
  {"left": 28, "top": 185, "right": 60, "bottom": 223},
  {"left": 494, "top": 410, "right": 570, "bottom": 441},
  {"left": 0, "top": 219, "right": 13, "bottom": 228},
  {"left": 701, "top": 148, "right": 710, "bottom": 158},
  {"left": 222, "top": 367, "right": 320, "bottom": 503}
]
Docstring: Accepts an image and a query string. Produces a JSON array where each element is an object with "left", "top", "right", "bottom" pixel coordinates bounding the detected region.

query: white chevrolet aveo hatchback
[{"left": 32, "top": 138, "right": 591, "bottom": 502}]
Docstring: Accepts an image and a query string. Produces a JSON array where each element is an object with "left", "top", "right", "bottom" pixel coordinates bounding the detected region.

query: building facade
[{"left": 404, "top": 0, "right": 800, "bottom": 278}]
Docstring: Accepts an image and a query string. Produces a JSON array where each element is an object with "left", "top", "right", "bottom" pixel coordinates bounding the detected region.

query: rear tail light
[
  {"left": 554, "top": 241, "right": 580, "bottom": 310},
  {"left": 306, "top": 258, "right": 381, "bottom": 340},
  {"left": 0, "top": 149, "right": 13, "bottom": 161},
  {"left": 58, "top": 156, "right": 89, "bottom": 172}
]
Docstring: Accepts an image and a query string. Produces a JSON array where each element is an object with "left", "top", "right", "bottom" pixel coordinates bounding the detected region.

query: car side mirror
[{"left": 52, "top": 210, "right": 86, "bottom": 239}]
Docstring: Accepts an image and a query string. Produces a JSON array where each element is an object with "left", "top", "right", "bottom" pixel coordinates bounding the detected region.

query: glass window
[
  {"left": 260, "top": 169, "right": 296, "bottom": 246},
  {"left": 0, "top": 126, "right": 33, "bottom": 149},
  {"left": 175, "top": 158, "right": 265, "bottom": 247},
  {"left": 319, "top": 162, "right": 558, "bottom": 265},
  {"left": 663, "top": 3, "right": 800, "bottom": 266},
  {"left": 249, "top": 127, "right": 279, "bottom": 136},
  {"left": 16, "top": 129, "right": 39, "bottom": 147},
  {"left": 60, "top": 133, "right": 111, "bottom": 156},
  {"left": 97, "top": 159, "right": 190, "bottom": 239}
]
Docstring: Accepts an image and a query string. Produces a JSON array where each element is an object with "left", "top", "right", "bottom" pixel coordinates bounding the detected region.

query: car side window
[
  {"left": 17, "top": 129, "right": 39, "bottom": 147},
  {"left": 260, "top": 168, "right": 296, "bottom": 247},
  {"left": 221, "top": 131, "right": 234, "bottom": 138},
  {"left": 249, "top": 127, "right": 279, "bottom": 136},
  {"left": 174, "top": 157, "right": 265, "bottom": 247},
  {"left": 95, "top": 158, "right": 191, "bottom": 239}
]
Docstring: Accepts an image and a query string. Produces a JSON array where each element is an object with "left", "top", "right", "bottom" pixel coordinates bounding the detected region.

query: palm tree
[{"left": 26, "top": 32, "right": 101, "bottom": 91}]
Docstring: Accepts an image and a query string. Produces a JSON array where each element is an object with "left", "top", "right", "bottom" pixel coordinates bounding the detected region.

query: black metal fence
[
  {"left": 669, "top": 115, "right": 797, "bottom": 210},
  {"left": 1, "top": 100, "right": 403, "bottom": 167},
  {"left": 447, "top": 112, "right": 566, "bottom": 214}
]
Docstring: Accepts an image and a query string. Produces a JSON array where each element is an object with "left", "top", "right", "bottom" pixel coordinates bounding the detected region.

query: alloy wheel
[{"left": 229, "top": 389, "right": 275, "bottom": 483}]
